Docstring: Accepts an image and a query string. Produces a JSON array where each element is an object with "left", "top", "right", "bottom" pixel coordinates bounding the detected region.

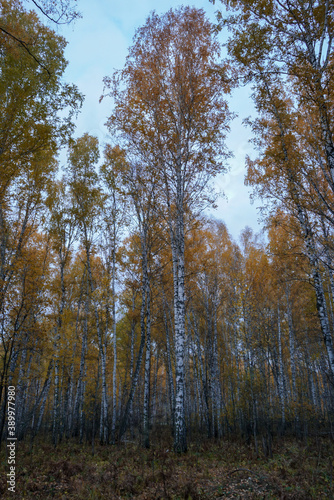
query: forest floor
[{"left": 0, "top": 433, "right": 333, "bottom": 499}]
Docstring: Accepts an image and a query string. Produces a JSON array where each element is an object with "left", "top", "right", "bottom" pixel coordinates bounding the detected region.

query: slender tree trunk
[
  {"left": 212, "top": 294, "right": 221, "bottom": 437},
  {"left": 92, "top": 356, "right": 100, "bottom": 455},
  {"left": 111, "top": 239, "right": 117, "bottom": 444},
  {"left": 36, "top": 360, "right": 53, "bottom": 435},
  {"left": 128, "top": 290, "right": 136, "bottom": 437},
  {"left": 171, "top": 225, "right": 187, "bottom": 452},
  {"left": 286, "top": 287, "right": 297, "bottom": 402},
  {"left": 277, "top": 304, "right": 286, "bottom": 429},
  {"left": 53, "top": 257, "right": 66, "bottom": 447},
  {"left": 16, "top": 346, "right": 28, "bottom": 440},
  {"left": 143, "top": 286, "right": 151, "bottom": 448},
  {"left": 162, "top": 284, "right": 175, "bottom": 425},
  {"left": 74, "top": 276, "right": 89, "bottom": 438},
  {"left": 118, "top": 226, "right": 149, "bottom": 441},
  {"left": 262, "top": 77, "right": 334, "bottom": 377},
  {"left": 84, "top": 230, "right": 108, "bottom": 444},
  {"left": 151, "top": 349, "right": 159, "bottom": 422}
]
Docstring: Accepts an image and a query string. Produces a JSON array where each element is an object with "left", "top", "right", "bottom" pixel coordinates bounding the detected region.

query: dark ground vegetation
[{"left": 1, "top": 429, "right": 333, "bottom": 499}]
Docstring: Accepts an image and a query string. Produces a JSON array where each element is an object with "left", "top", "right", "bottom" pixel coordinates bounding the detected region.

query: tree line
[{"left": 1, "top": 0, "right": 334, "bottom": 454}]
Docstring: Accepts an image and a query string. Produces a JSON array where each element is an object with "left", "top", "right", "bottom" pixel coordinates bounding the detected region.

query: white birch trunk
[
  {"left": 16, "top": 347, "right": 27, "bottom": 439},
  {"left": 64, "top": 275, "right": 84, "bottom": 438},
  {"left": 263, "top": 77, "right": 334, "bottom": 378},
  {"left": 171, "top": 204, "right": 187, "bottom": 452},
  {"left": 162, "top": 284, "right": 175, "bottom": 422},
  {"left": 36, "top": 360, "right": 53, "bottom": 434},
  {"left": 111, "top": 241, "right": 117, "bottom": 444},
  {"left": 84, "top": 227, "right": 108, "bottom": 444},
  {"left": 52, "top": 256, "right": 66, "bottom": 446},
  {"left": 73, "top": 276, "right": 89, "bottom": 438},
  {"left": 285, "top": 286, "right": 297, "bottom": 406},
  {"left": 118, "top": 225, "right": 149, "bottom": 441},
  {"left": 151, "top": 349, "right": 159, "bottom": 421},
  {"left": 277, "top": 304, "right": 286, "bottom": 428},
  {"left": 143, "top": 286, "right": 151, "bottom": 448}
]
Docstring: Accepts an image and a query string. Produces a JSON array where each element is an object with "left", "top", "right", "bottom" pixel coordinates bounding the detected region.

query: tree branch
[{"left": 0, "top": 26, "right": 51, "bottom": 75}]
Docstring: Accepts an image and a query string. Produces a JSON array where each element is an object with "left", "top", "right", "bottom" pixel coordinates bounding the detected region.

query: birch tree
[
  {"left": 45, "top": 180, "right": 77, "bottom": 445},
  {"left": 100, "top": 146, "right": 128, "bottom": 444},
  {"left": 103, "top": 6, "right": 232, "bottom": 453},
  {"left": 67, "top": 134, "right": 110, "bottom": 444},
  {"left": 0, "top": 0, "right": 81, "bottom": 415},
  {"left": 214, "top": 0, "right": 334, "bottom": 377}
]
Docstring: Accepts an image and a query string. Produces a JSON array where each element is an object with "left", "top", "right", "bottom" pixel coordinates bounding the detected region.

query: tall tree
[
  {"left": 1, "top": 0, "right": 80, "bottom": 74},
  {"left": 103, "top": 5, "right": 232, "bottom": 453},
  {"left": 100, "top": 146, "right": 128, "bottom": 444},
  {"left": 67, "top": 134, "right": 110, "bottom": 444},
  {"left": 214, "top": 0, "right": 334, "bottom": 377},
  {"left": 0, "top": 0, "right": 81, "bottom": 414},
  {"left": 45, "top": 180, "right": 77, "bottom": 445}
]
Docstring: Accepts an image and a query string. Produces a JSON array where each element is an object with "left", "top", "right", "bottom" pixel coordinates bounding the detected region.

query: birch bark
[
  {"left": 260, "top": 77, "right": 334, "bottom": 377},
  {"left": 162, "top": 284, "right": 175, "bottom": 422},
  {"left": 118, "top": 225, "right": 150, "bottom": 441},
  {"left": 143, "top": 285, "right": 151, "bottom": 448},
  {"left": 104, "top": 7, "right": 232, "bottom": 451},
  {"left": 84, "top": 240, "right": 108, "bottom": 444},
  {"left": 277, "top": 304, "right": 286, "bottom": 428},
  {"left": 111, "top": 238, "right": 117, "bottom": 443}
]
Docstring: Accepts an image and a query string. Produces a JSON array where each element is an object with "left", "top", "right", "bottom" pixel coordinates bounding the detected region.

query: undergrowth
[{"left": 0, "top": 434, "right": 333, "bottom": 499}]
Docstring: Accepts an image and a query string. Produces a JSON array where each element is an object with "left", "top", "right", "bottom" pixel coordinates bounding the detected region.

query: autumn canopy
[{"left": 1, "top": 0, "right": 334, "bottom": 465}]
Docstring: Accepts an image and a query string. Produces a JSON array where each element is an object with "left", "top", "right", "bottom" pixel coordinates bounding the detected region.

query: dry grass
[{"left": 0, "top": 433, "right": 333, "bottom": 499}]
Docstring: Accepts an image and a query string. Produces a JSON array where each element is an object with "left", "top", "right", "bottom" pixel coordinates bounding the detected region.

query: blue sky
[{"left": 59, "top": 0, "right": 262, "bottom": 240}]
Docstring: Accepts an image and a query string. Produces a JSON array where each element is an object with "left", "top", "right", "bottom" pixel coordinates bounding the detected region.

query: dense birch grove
[{"left": 1, "top": 0, "right": 334, "bottom": 456}]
